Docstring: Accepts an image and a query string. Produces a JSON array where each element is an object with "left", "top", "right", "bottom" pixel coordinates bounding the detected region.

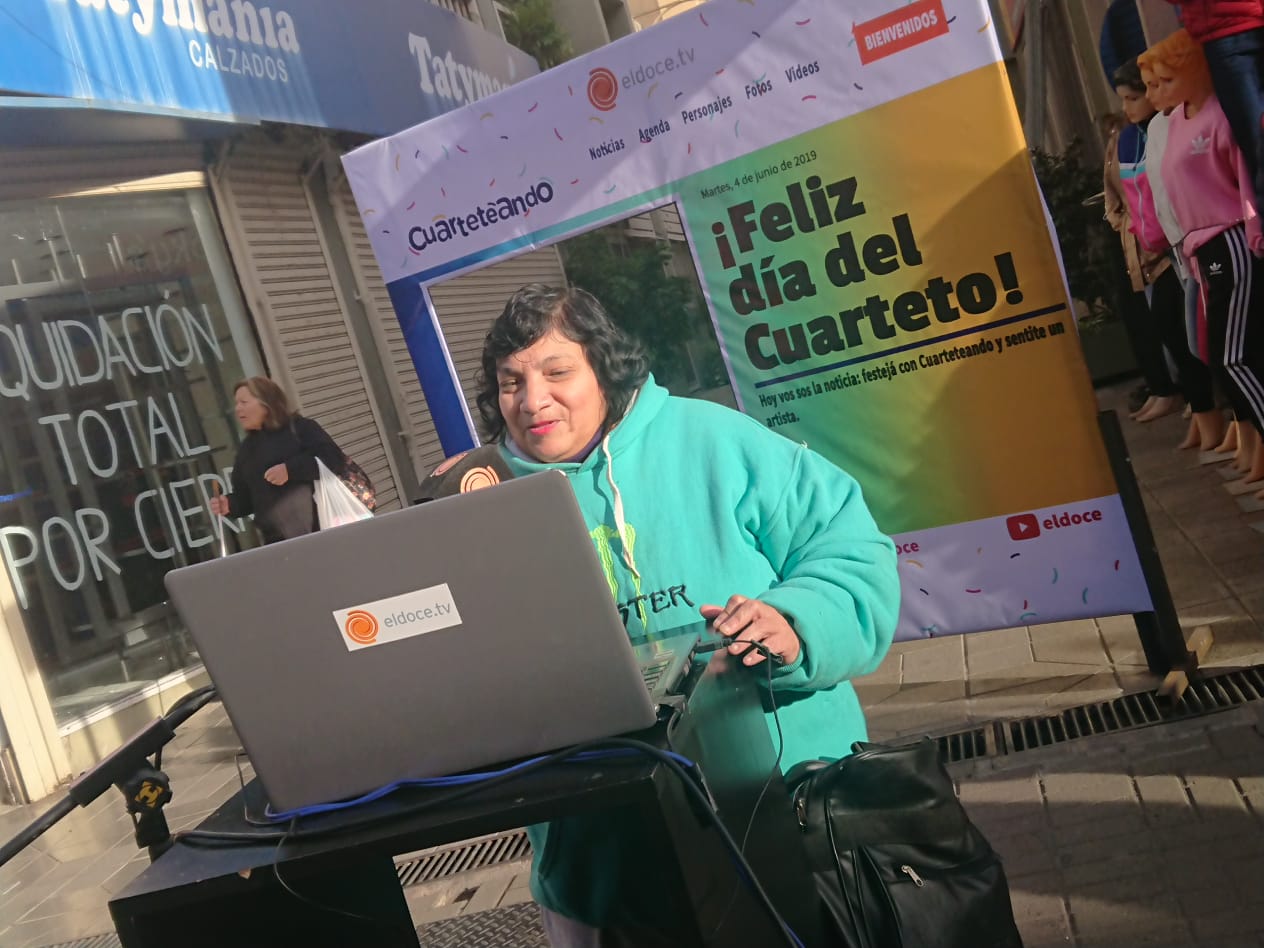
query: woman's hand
[
  {"left": 264, "top": 463, "right": 289, "bottom": 486},
  {"left": 700, "top": 596, "right": 801, "bottom": 667},
  {"left": 208, "top": 495, "right": 230, "bottom": 517}
]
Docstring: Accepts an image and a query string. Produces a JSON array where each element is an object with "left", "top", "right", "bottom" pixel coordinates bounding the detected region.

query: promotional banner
[
  {"left": 343, "top": 0, "right": 1153, "bottom": 639},
  {"left": 0, "top": 0, "right": 537, "bottom": 135}
]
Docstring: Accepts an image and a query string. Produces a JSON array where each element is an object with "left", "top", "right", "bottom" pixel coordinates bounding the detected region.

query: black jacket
[{"left": 226, "top": 416, "right": 345, "bottom": 544}]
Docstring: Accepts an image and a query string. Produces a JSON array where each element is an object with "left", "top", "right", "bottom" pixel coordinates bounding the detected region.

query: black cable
[
  {"left": 595, "top": 738, "right": 801, "bottom": 948},
  {"left": 703, "top": 640, "right": 785, "bottom": 940},
  {"left": 174, "top": 738, "right": 666, "bottom": 846},
  {"left": 270, "top": 818, "right": 395, "bottom": 927},
  {"left": 225, "top": 739, "right": 800, "bottom": 946},
  {"left": 173, "top": 653, "right": 803, "bottom": 945}
]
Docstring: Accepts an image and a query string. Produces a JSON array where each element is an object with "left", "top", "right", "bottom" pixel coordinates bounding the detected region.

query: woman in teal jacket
[{"left": 477, "top": 284, "right": 900, "bottom": 946}]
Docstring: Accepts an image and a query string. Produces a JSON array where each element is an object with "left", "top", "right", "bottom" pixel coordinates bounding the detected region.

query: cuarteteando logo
[
  {"left": 407, "top": 181, "right": 554, "bottom": 254},
  {"left": 334, "top": 583, "right": 462, "bottom": 651},
  {"left": 588, "top": 67, "right": 618, "bottom": 111}
]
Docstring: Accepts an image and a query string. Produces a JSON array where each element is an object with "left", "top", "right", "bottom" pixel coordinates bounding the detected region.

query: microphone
[{"left": 413, "top": 445, "right": 515, "bottom": 504}]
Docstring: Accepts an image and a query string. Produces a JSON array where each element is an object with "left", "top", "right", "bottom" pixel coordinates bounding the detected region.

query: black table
[{"left": 108, "top": 651, "right": 828, "bottom": 947}]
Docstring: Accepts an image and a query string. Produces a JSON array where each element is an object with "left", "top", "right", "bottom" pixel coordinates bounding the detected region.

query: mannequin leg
[
  {"left": 1194, "top": 411, "right": 1229, "bottom": 452},
  {"left": 1217, "top": 418, "right": 1241, "bottom": 454}
]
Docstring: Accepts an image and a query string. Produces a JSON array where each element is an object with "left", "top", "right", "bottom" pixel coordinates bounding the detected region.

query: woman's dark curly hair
[{"left": 475, "top": 284, "right": 650, "bottom": 441}]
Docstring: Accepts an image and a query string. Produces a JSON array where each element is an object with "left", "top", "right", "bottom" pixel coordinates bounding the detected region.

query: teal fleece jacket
[{"left": 500, "top": 377, "right": 900, "bottom": 930}]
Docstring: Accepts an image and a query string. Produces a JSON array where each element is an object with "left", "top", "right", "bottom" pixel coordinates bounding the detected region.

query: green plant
[
  {"left": 1030, "top": 139, "right": 1122, "bottom": 328},
  {"left": 502, "top": 0, "right": 573, "bottom": 69},
  {"left": 561, "top": 231, "right": 697, "bottom": 385}
]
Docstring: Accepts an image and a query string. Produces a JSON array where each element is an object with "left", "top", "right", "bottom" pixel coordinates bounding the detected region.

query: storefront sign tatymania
[{"left": 0, "top": 0, "right": 535, "bottom": 135}]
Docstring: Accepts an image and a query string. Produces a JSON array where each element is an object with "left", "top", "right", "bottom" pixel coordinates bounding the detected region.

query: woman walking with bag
[{"left": 208, "top": 376, "right": 349, "bottom": 544}]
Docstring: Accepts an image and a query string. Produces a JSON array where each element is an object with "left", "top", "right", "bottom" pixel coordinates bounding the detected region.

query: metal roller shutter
[
  {"left": 426, "top": 247, "right": 567, "bottom": 434},
  {"left": 211, "top": 138, "right": 403, "bottom": 510},
  {"left": 0, "top": 142, "right": 204, "bottom": 201},
  {"left": 624, "top": 205, "right": 685, "bottom": 243},
  {"left": 330, "top": 173, "right": 444, "bottom": 475},
  {"left": 658, "top": 205, "right": 685, "bottom": 241}
]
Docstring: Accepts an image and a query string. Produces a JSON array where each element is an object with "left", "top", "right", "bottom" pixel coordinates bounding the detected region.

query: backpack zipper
[{"left": 900, "top": 865, "right": 925, "bottom": 887}]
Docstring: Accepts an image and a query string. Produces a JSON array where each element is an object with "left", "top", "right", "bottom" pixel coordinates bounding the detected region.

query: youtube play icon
[{"left": 1006, "top": 513, "right": 1041, "bottom": 541}]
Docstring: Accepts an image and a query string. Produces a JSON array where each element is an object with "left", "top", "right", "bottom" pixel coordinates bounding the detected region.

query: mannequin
[
  {"left": 1137, "top": 50, "right": 1228, "bottom": 451},
  {"left": 1109, "top": 56, "right": 1219, "bottom": 441},
  {"left": 1153, "top": 30, "right": 1264, "bottom": 483}
]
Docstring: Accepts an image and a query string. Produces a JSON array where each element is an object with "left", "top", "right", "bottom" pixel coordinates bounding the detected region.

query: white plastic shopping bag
[{"left": 314, "top": 458, "right": 373, "bottom": 529}]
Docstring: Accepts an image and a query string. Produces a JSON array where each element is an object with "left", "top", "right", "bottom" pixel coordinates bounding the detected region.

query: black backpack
[{"left": 787, "top": 737, "right": 1024, "bottom": 948}]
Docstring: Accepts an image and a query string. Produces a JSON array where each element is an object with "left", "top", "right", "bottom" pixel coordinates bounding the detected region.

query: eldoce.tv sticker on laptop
[{"left": 333, "top": 583, "right": 463, "bottom": 651}]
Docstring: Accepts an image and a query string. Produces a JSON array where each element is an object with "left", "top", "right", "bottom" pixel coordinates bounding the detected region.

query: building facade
[
  {"left": 1001, "top": 0, "right": 1181, "bottom": 164},
  {"left": 0, "top": 0, "right": 564, "bottom": 804}
]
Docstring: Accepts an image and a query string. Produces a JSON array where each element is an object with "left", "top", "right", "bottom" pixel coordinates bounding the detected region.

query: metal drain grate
[
  {"left": 930, "top": 664, "right": 1264, "bottom": 761},
  {"left": 41, "top": 936, "right": 120, "bottom": 948},
  {"left": 936, "top": 726, "right": 990, "bottom": 763},
  {"left": 1009, "top": 690, "right": 1162, "bottom": 752},
  {"left": 395, "top": 829, "right": 532, "bottom": 887},
  {"left": 416, "top": 901, "right": 548, "bottom": 947},
  {"left": 1007, "top": 664, "right": 1264, "bottom": 753}
]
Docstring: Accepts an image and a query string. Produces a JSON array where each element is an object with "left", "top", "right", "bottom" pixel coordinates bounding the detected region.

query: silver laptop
[{"left": 164, "top": 471, "right": 699, "bottom": 813}]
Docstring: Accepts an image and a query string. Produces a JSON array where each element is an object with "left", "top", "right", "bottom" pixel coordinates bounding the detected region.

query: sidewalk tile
[
  {"left": 1029, "top": 620, "right": 1107, "bottom": 666},
  {"left": 5, "top": 380, "right": 1264, "bottom": 948},
  {"left": 1133, "top": 775, "right": 1193, "bottom": 829}
]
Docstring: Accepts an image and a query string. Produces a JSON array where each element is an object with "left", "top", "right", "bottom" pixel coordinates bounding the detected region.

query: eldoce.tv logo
[
  {"left": 589, "top": 48, "right": 696, "bottom": 111},
  {"left": 588, "top": 68, "right": 618, "bottom": 111},
  {"left": 1006, "top": 507, "right": 1104, "bottom": 542},
  {"left": 343, "top": 609, "right": 379, "bottom": 644},
  {"left": 334, "top": 583, "right": 462, "bottom": 651}
]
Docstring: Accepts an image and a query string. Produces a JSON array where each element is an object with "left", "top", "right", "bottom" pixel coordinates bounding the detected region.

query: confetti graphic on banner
[{"left": 342, "top": 0, "right": 1152, "bottom": 643}]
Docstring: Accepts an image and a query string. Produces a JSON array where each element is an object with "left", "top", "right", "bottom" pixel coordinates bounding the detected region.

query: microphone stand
[
  {"left": 211, "top": 482, "right": 229, "bottom": 558},
  {"left": 0, "top": 686, "right": 218, "bottom": 868}
]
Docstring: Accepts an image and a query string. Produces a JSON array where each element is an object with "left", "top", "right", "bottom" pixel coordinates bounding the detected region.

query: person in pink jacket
[{"left": 1151, "top": 30, "right": 1264, "bottom": 483}]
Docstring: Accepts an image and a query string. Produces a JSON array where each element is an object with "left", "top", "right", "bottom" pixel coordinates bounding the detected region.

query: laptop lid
[{"left": 164, "top": 471, "right": 658, "bottom": 812}]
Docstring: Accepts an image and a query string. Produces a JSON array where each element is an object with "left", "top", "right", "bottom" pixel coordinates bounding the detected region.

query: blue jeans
[{"left": 1205, "top": 28, "right": 1264, "bottom": 208}]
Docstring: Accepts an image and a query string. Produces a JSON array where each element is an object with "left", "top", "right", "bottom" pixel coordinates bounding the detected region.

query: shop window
[{"left": 0, "top": 189, "right": 263, "bottom": 724}]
